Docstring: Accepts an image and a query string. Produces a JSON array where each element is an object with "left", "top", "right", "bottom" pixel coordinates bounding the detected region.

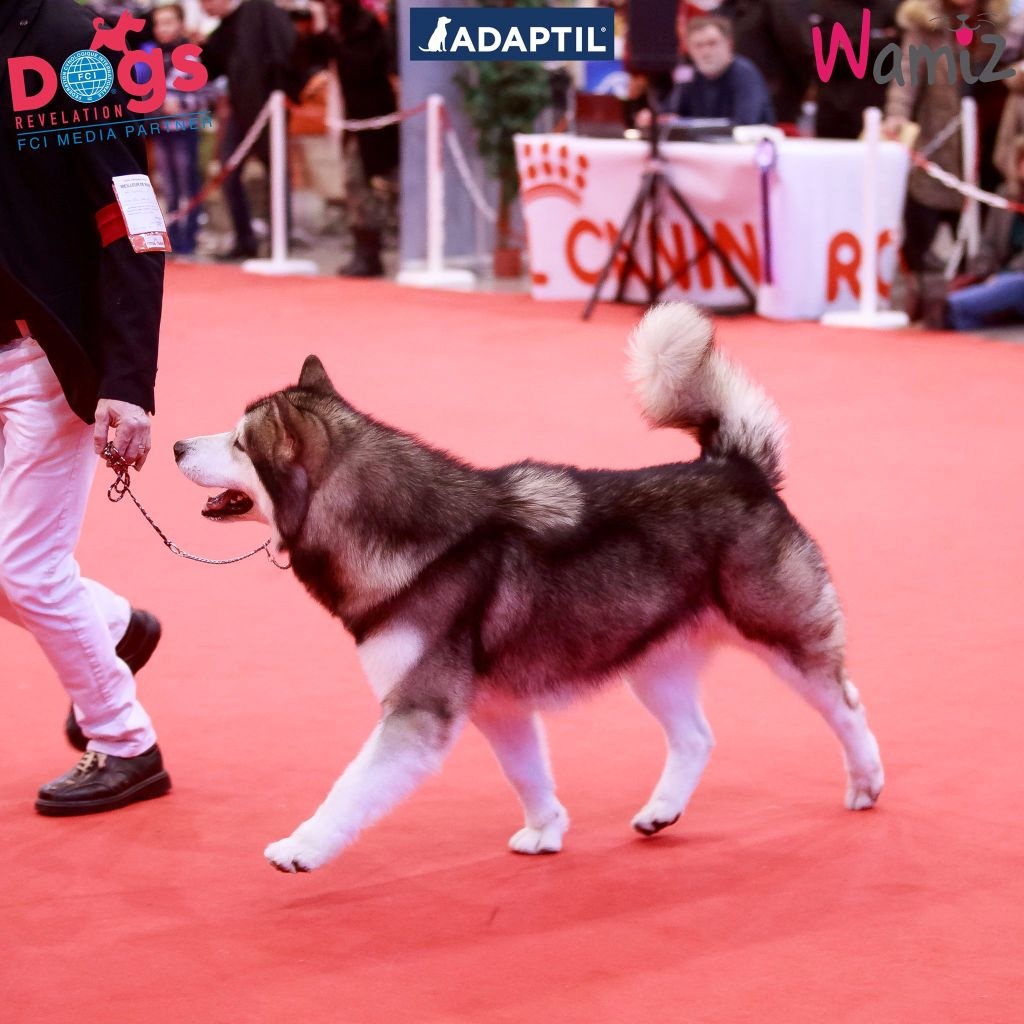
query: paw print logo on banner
[{"left": 521, "top": 142, "right": 589, "bottom": 206}]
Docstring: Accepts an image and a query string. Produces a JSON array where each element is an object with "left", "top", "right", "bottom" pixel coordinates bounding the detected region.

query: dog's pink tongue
[
  {"left": 202, "top": 490, "right": 254, "bottom": 519},
  {"left": 205, "top": 491, "right": 235, "bottom": 513}
]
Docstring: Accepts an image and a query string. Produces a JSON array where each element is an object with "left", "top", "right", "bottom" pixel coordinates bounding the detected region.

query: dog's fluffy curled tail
[{"left": 628, "top": 303, "right": 786, "bottom": 489}]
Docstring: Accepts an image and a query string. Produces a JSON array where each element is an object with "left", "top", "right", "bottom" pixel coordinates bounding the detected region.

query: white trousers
[{"left": 0, "top": 337, "right": 156, "bottom": 757}]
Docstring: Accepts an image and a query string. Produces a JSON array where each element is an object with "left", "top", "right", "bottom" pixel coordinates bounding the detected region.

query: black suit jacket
[{"left": 0, "top": 0, "right": 164, "bottom": 423}]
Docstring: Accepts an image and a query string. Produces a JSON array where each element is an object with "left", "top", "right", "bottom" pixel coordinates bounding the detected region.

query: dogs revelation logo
[
  {"left": 7, "top": 11, "right": 209, "bottom": 152},
  {"left": 409, "top": 6, "right": 614, "bottom": 61}
]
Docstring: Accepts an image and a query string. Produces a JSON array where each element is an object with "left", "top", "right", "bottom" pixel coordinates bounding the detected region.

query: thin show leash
[{"left": 101, "top": 443, "right": 290, "bottom": 570}]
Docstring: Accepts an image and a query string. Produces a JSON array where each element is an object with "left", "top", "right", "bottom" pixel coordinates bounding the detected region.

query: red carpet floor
[{"left": 3, "top": 267, "right": 1022, "bottom": 1023}]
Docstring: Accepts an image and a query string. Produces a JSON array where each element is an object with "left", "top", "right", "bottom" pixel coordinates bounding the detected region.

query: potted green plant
[{"left": 454, "top": 2, "right": 552, "bottom": 278}]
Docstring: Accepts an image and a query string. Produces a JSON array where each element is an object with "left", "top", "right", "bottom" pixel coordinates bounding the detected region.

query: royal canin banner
[{"left": 514, "top": 135, "right": 910, "bottom": 320}]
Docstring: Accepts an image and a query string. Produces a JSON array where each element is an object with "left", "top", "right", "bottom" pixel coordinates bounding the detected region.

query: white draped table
[{"left": 513, "top": 134, "right": 910, "bottom": 320}]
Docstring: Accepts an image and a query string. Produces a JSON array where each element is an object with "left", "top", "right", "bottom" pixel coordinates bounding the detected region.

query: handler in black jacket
[{"left": 0, "top": 0, "right": 171, "bottom": 814}]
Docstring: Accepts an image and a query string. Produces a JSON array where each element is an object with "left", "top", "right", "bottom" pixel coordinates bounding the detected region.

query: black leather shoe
[
  {"left": 65, "top": 609, "right": 162, "bottom": 752},
  {"left": 35, "top": 744, "right": 171, "bottom": 816}
]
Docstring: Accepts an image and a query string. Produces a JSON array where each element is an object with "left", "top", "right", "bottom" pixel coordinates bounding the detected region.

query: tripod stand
[{"left": 582, "top": 120, "right": 757, "bottom": 320}]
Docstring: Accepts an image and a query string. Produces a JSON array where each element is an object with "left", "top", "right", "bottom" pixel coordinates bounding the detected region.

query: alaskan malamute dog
[{"left": 174, "top": 304, "right": 883, "bottom": 873}]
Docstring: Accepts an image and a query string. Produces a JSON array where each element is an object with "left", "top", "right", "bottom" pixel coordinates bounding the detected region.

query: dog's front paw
[
  {"left": 631, "top": 798, "right": 682, "bottom": 836},
  {"left": 509, "top": 805, "right": 568, "bottom": 855},
  {"left": 264, "top": 826, "right": 337, "bottom": 873},
  {"left": 845, "top": 763, "right": 884, "bottom": 810}
]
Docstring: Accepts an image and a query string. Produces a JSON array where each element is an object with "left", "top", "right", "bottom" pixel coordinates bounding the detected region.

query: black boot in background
[{"left": 339, "top": 227, "right": 384, "bottom": 278}]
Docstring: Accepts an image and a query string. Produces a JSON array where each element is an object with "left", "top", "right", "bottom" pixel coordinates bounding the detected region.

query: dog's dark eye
[{"left": 234, "top": 439, "right": 245, "bottom": 453}]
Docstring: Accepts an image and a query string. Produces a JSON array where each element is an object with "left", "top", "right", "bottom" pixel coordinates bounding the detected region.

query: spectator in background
[
  {"left": 812, "top": 0, "right": 900, "bottom": 138},
  {"left": 83, "top": 0, "right": 155, "bottom": 43},
  {"left": 1005, "top": 2, "right": 1024, "bottom": 61},
  {"left": 200, "top": 0, "right": 302, "bottom": 259},
  {"left": 884, "top": 0, "right": 1009, "bottom": 291},
  {"left": 994, "top": 55, "right": 1024, "bottom": 193},
  {"left": 943, "top": 66, "right": 1024, "bottom": 330},
  {"left": 311, "top": 0, "right": 399, "bottom": 277},
  {"left": 672, "top": 16, "right": 776, "bottom": 125},
  {"left": 677, "top": 0, "right": 726, "bottom": 45},
  {"left": 146, "top": 2, "right": 223, "bottom": 256},
  {"left": 944, "top": 150, "right": 1024, "bottom": 327},
  {"left": 945, "top": 272, "right": 1024, "bottom": 329},
  {"left": 717, "top": 0, "right": 813, "bottom": 128},
  {"left": 624, "top": 1, "right": 722, "bottom": 121},
  {"left": 180, "top": 0, "right": 219, "bottom": 38}
]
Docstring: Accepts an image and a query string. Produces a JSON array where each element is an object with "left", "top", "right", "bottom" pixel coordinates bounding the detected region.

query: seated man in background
[{"left": 673, "top": 15, "right": 775, "bottom": 126}]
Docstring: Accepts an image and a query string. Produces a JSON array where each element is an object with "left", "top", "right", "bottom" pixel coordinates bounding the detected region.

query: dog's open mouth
[{"left": 202, "top": 490, "right": 254, "bottom": 519}]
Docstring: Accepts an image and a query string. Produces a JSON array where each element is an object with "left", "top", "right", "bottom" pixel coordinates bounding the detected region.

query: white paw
[
  {"left": 509, "top": 805, "right": 568, "bottom": 855},
  {"left": 631, "top": 798, "right": 682, "bottom": 836},
  {"left": 845, "top": 763, "right": 884, "bottom": 810},
  {"left": 264, "top": 826, "right": 336, "bottom": 873}
]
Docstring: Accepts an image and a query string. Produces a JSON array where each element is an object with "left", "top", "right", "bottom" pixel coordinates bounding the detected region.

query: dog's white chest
[{"left": 357, "top": 625, "right": 426, "bottom": 702}]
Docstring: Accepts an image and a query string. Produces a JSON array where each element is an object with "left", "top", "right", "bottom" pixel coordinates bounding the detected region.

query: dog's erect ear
[
  {"left": 271, "top": 393, "right": 307, "bottom": 455},
  {"left": 297, "top": 355, "right": 336, "bottom": 395},
  {"left": 269, "top": 392, "right": 329, "bottom": 481},
  {"left": 245, "top": 393, "right": 313, "bottom": 544}
]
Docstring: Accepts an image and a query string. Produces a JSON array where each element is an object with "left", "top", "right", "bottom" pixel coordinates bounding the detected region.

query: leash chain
[{"left": 102, "top": 444, "right": 290, "bottom": 570}]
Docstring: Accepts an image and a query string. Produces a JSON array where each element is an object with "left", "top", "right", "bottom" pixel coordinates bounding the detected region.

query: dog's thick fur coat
[{"left": 175, "top": 303, "right": 883, "bottom": 873}]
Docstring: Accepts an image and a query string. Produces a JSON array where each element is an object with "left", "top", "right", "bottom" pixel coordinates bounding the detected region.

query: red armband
[{"left": 95, "top": 202, "right": 128, "bottom": 247}]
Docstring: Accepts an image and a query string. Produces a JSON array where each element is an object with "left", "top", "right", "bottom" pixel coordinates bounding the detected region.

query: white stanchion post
[
  {"left": 244, "top": 90, "right": 318, "bottom": 277},
  {"left": 397, "top": 94, "right": 475, "bottom": 290},
  {"left": 947, "top": 97, "right": 980, "bottom": 277},
  {"left": 963, "top": 96, "right": 980, "bottom": 259},
  {"left": 326, "top": 70, "right": 343, "bottom": 149},
  {"left": 822, "top": 107, "right": 909, "bottom": 329}
]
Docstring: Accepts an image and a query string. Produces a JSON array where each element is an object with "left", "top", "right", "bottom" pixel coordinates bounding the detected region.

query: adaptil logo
[
  {"left": 410, "top": 6, "right": 614, "bottom": 61},
  {"left": 813, "top": 8, "right": 1015, "bottom": 85}
]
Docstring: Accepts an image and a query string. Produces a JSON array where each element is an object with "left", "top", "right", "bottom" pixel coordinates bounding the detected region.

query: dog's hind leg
[
  {"left": 627, "top": 641, "right": 714, "bottom": 836},
  {"left": 723, "top": 541, "right": 884, "bottom": 809},
  {"left": 719, "top": 523, "right": 884, "bottom": 810},
  {"left": 761, "top": 650, "right": 884, "bottom": 811},
  {"left": 472, "top": 703, "right": 568, "bottom": 854}
]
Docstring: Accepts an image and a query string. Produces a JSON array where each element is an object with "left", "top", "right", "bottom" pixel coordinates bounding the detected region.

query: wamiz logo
[
  {"left": 813, "top": 8, "right": 1015, "bottom": 85},
  {"left": 410, "top": 6, "right": 613, "bottom": 61}
]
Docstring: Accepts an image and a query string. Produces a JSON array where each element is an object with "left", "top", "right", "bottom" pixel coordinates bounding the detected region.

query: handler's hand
[{"left": 93, "top": 399, "right": 152, "bottom": 470}]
